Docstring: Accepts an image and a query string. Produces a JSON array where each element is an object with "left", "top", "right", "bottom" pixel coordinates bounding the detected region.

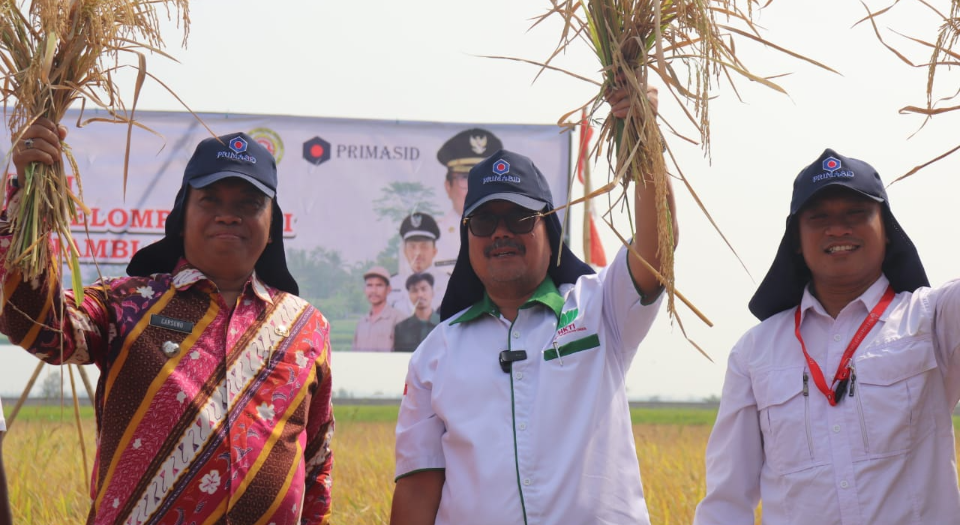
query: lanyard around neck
[{"left": 794, "top": 285, "right": 895, "bottom": 406}]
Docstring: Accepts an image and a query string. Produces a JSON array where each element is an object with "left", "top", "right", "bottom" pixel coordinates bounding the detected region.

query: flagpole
[
  {"left": 582, "top": 151, "right": 593, "bottom": 266},
  {"left": 579, "top": 111, "right": 593, "bottom": 266}
]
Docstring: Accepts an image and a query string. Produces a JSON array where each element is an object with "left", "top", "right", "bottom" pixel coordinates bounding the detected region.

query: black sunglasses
[{"left": 463, "top": 211, "right": 543, "bottom": 237}]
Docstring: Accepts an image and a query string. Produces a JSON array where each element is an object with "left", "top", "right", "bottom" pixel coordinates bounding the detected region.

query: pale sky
[{"left": 2, "top": 0, "right": 958, "bottom": 400}]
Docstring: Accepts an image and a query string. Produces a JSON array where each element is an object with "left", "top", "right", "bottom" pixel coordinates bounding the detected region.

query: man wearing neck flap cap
[
  {"left": 0, "top": 120, "right": 335, "bottom": 524},
  {"left": 391, "top": 86, "right": 678, "bottom": 525},
  {"left": 694, "top": 148, "right": 960, "bottom": 525}
]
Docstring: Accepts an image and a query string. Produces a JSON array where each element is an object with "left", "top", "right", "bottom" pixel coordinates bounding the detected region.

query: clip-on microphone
[{"left": 499, "top": 350, "right": 527, "bottom": 373}]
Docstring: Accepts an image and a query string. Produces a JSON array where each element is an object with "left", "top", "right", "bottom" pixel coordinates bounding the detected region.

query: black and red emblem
[{"left": 303, "top": 136, "right": 331, "bottom": 166}]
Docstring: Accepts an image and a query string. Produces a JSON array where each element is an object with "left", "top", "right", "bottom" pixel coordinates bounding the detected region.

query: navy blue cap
[
  {"left": 127, "top": 131, "right": 299, "bottom": 295},
  {"left": 788, "top": 149, "right": 885, "bottom": 215},
  {"left": 440, "top": 150, "right": 595, "bottom": 321},
  {"left": 184, "top": 133, "right": 277, "bottom": 198},
  {"left": 748, "top": 148, "right": 928, "bottom": 321},
  {"left": 463, "top": 150, "right": 553, "bottom": 217}
]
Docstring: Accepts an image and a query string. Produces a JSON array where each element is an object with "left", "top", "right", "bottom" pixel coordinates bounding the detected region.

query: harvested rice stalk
[
  {"left": 525, "top": 0, "right": 835, "bottom": 356},
  {"left": 539, "top": 1, "right": 832, "bottom": 311},
  {"left": 0, "top": 0, "right": 190, "bottom": 300},
  {"left": 857, "top": 0, "right": 960, "bottom": 182}
]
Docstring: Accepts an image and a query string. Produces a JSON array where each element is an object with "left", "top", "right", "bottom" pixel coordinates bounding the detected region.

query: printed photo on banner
[{"left": 0, "top": 111, "right": 571, "bottom": 353}]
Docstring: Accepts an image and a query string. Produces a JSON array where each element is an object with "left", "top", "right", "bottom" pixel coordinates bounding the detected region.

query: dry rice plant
[
  {"left": 4, "top": 416, "right": 399, "bottom": 524},
  {"left": 0, "top": 0, "right": 190, "bottom": 290},
  {"left": 332, "top": 422, "right": 395, "bottom": 525},
  {"left": 0, "top": 0, "right": 191, "bottom": 489},
  {"left": 4, "top": 418, "right": 96, "bottom": 524},
  {"left": 858, "top": 0, "right": 960, "bottom": 182},
  {"left": 633, "top": 424, "right": 761, "bottom": 524},
  {"left": 519, "top": 0, "right": 834, "bottom": 358},
  {"left": 10, "top": 414, "right": 960, "bottom": 525}
]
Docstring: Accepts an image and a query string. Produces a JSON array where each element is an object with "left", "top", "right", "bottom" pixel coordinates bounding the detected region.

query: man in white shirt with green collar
[{"left": 390, "top": 87, "right": 677, "bottom": 525}]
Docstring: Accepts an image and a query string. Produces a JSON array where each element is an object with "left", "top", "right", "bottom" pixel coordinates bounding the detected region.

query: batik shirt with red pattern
[{"left": 0, "top": 187, "right": 334, "bottom": 525}]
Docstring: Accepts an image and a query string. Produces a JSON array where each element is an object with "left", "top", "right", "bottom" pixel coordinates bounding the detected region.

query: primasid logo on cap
[
  {"left": 218, "top": 135, "right": 258, "bottom": 164},
  {"left": 483, "top": 158, "right": 521, "bottom": 184},
  {"left": 229, "top": 136, "right": 248, "bottom": 154},
  {"left": 812, "top": 156, "right": 853, "bottom": 183}
]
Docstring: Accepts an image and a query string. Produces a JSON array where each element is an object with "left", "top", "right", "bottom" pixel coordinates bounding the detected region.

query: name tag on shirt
[{"left": 150, "top": 314, "right": 195, "bottom": 334}]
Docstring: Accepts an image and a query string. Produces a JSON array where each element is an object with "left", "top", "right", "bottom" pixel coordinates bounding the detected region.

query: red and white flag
[{"left": 578, "top": 110, "right": 607, "bottom": 267}]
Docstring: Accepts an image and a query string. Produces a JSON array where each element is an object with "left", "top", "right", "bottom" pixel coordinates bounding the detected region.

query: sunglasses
[{"left": 464, "top": 211, "right": 543, "bottom": 237}]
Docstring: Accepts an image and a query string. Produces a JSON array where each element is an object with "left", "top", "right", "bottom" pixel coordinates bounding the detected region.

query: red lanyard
[{"left": 794, "top": 285, "right": 895, "bottom": 406}]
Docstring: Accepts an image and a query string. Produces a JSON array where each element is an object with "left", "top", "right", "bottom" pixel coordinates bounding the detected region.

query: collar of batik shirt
[{"left": 169, "top": 257, "right": 274, "bottom": 304}]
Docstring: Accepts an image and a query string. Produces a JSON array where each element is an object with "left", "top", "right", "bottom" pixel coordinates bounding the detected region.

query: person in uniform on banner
[
  {"left": 393, "top": 273, "right": 440, "bottom": 352},
  {"left": 390, "top": 85, "right": 676, "bottom": 525},
  {"left": 434, "top": 128, "right": 503, "bottom": 272},
  {"left": 693, "top": 149, "right": 960, "bottom": 525},
  {"left": 0, "top": 397, "right": 10, "bottom": 525},
  {"left": 354, "top": 265, "right": 405, "bottom": 351},
  {"left": 390, "top": 211, "right": 447, "bottom": 316},
  {"left": 2, "top": 120, "right": 334, "bottom": 525}
]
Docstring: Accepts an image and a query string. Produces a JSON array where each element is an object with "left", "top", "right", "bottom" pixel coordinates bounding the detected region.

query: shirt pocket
[
  {"left": 851, "top": 335, "right": 937, "bottom": 457},
  {"left": 543, "top": 333, "right": 600, "bottom": 362},
  {"left": 754, "top": 366, "right": 818, "bottom": 475}
]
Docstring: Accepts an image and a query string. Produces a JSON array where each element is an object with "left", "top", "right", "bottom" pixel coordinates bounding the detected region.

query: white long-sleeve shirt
[{"left": 694, "top": 275, "right": 960, "bottom": 525}]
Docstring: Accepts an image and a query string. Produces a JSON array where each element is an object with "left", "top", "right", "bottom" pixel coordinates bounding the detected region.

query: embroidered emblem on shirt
[{"left": 558, "top": 309, "right": 579, "bottom": 330}]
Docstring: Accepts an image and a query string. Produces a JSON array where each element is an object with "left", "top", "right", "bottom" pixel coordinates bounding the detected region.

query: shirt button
[
  {"left": 518, "top": 422, "right": 527, "bottom": 431},
  {"left": 840, "top": 480, "right": 849, "bottom": 489},
  {"left": 833, "top": 334, "right": 842, "bottom": 342},
  {"left": 523, "top": 478, "right": 531, "bottom": 486},
  {"left": 513, "top": 331, "right": 520, "bottom": 339},
  {"left": 514, "top": 371, "right": 523, "bottom": 380},
  {"left": 833, "top": 424, "right": 841, "bottom": 433}
]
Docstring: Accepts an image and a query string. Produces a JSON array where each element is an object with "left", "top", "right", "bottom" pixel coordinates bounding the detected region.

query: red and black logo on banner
[{"left": 303, "top": 136, "right": 331, "bottom": 165}]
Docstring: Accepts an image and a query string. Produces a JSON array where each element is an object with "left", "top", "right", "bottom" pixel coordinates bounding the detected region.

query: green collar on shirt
[{"left": 451, "top": 278, "right": 564, "bottom": 325}]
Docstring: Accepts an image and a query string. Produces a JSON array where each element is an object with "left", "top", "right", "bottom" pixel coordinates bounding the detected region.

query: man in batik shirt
[{"left": 3, "top": 120, "right": 334, "bottom": 524}]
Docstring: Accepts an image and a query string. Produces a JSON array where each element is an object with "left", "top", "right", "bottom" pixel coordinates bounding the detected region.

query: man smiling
[
  {"left": 389, "top": 84, "right": 677, "bottom": 525},
  {"left": 694, "top": 148, "right": 960, "bottom": 525},
  {"left": 2, "top": 122, "right": 334, "bottom": 524}
]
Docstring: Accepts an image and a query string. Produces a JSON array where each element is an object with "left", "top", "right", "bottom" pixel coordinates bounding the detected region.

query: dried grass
[
  {"left": 0, "top": 0, "right": 190, "bottom": 286},
  {"left": 857, "top": 0, "right": 960, "bottom": 182},
  {"left": 508, "top": 1, "right": 835, "bottom": 358}
]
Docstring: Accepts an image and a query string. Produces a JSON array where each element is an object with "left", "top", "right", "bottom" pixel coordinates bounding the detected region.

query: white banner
[{"left": 1, "top": 110, "right": 572, "bottom": 352}]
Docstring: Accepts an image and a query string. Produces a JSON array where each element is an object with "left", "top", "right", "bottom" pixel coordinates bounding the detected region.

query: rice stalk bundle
[
  {"left": 859, "top": 0, "right": 960, "bottom": 182},
  {"left": 529, "top": 0, "right": 834, "bottom": 357},
  {"left": 0, "top": 0, "right": 189, "bottom": 296}
]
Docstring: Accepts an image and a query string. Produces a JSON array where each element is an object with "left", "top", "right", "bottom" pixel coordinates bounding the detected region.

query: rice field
[{"left": 6, "top": 404, "right": 960, "bottom": 524}]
